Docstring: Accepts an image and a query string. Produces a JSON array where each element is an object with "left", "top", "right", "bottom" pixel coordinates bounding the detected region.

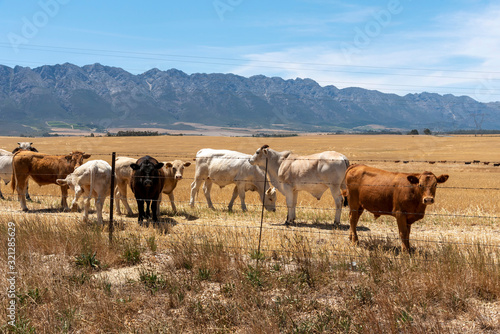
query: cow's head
[
  {"left": 263, "top": 186, "right": 277, "bottom": 212},
  {"left": 12, "top": 142, "right": 38, "bottom": 154},
  {"left": 65, "top": 151, "right": 92, "bottom": 167},
  {"left": 407, "top": 172, "right": 449, "bottom": 205},
  {"left": 131, "top": 158, "right": 164, "bottom": 188},
  {"left": 165, "top": 160, "right": 191, "bottom": 180},
  {"left": 249, "top": 145, "right": 270, "bottom": 167}
]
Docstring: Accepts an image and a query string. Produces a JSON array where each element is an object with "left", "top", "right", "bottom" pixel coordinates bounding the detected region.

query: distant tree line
[
  {"left": 107, "top": 130, "right": 164, "bottom": 137},
  {"left": 252, "top": 133, "right": 299, "bottom": 138}
]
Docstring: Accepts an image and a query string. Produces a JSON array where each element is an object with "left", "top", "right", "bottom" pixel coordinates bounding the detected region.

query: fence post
[
  {"left": 109, "top": 152, "right": 116, "bottom": 243},
  {"left": 256, "top": 156, "right": 268, "bottom": 266}
]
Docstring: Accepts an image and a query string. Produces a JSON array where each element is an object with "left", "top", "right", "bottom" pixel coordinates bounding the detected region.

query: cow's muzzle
[
  {"left": 175, "top": 175, "right": 182, "bottom": 180},
  {"left": 423, "top": 197, "right": 434, "bottom": 205}
]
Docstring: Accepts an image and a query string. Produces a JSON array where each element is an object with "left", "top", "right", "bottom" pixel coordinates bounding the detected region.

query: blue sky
[{"left": 1, "top": 0, "right": 499, "bottom": 102}]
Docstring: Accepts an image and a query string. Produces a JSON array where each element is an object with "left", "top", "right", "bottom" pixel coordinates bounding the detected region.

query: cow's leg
[
  {"left": 156, "top": 193, "right": 163, "bottom": 218},
  {"left": 396, "top": 214, "right": 411, "bottom": 252},
  {"left": 114, "top": 186, "right": 122, "bottom": 215},
  {"left": 95, "top": 195, "right": 104, "bottom": 225},
  {"left": 116, "top": 182, "right": 133, "bottom": 216},
  {"left": 151, "top": 198, "right": 159, "bottom": 222},
  {"left": 348, "top": 204, "right": 363, "bottom": 245},
  {"left": 71, "top": 185, "right": 84, "bottom": 212},
  {"left": 83, "top": 196, "right": 91, "bottom": 224},
  {"left": 145, "top": 200, "right": 151, "bottom": 219},
  {"left": 284, "top": 188, "right": 298, "bottom": 225},
  {"left": 167, "top": 192, "right": 176, "bottom": 213},
  {"left": 329, "top": 186, "right": 343, "bottom": 226},
  {"left": 228, "top": 186, "right": 238, "bottom": 211},
  {"left": 203, "top": 180, "right": 215, "bottom": 209},
  {"left": 137, "top": 200, "right": 145, "bottom": 224},
  {"left": 189, "top": 178, "right": 202, "bottom": 207},
  {"left": 237, "top": 185, "right": 247, "bottom": 212},
  {"left": 60, "top": 185, "right": 70, "bottom": 211},
  {"left": 16, "top": 177, "right": 29, "bottom": 211},
  {"left": 25, "top": 184, "right": 31, "bottom": 201}
]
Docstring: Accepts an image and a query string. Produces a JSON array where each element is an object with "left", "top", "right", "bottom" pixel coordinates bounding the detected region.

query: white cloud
[{"left": 230, "top": 4, "right": 500, "bottom": 102}]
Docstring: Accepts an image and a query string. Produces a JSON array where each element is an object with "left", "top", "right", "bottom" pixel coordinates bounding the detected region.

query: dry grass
[{"left": 1, "top": 134, "right": 499, "bottom": 333}]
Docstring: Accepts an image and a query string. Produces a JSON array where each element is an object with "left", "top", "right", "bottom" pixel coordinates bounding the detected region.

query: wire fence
[{"left": 2, "top": 150, "right": 500, "bottom": 266}]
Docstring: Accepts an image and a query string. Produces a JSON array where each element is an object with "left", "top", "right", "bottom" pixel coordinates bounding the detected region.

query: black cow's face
[{"left": 131, "top": 160, "right": 164, "bottom": 187}]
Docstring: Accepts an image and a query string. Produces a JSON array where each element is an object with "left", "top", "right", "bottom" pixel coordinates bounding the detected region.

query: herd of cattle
[{"left": 0, "top": 143, "right": 451, "bottom": 251}]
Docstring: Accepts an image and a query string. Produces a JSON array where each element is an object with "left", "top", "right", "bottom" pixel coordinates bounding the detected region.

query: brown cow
[
  {"left": 158, "top": 160, "right": 191, "bottom": 214},
  {"left": 12, "top": 151, "right": 91, "bottom": 211},
  {"left": 345, "top": 164, "right": 449, "bottom": 251}
]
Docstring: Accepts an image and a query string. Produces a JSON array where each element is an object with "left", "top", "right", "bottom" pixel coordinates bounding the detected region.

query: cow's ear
[
  {"left": 407, "top": 175, "right": 419, "bottom": 184},
  {"left": 12, "top": 147, "right": 20, "bottom": 154},
  {"left": 83, "top": 154, "right": 91, "bottom": 159},
  {"left": 31, "top": 147, "right": 38, "bottom": 152},
  {"left": 155, "top": 162, "right": 164, "bottom": 169},
  {"left": 130, "top": 164, "right": 140, "bottom": 170},
  {"left": 17, "top": 142, "right": 21, "bottom": 145},
  {"left": 266, "top": 187, "right": 276, "bottom": 195},
  {"left": 165, "top": 162, "right": 173, "bottom": 168},
  {"left": 184, "top": 162, "right": 191, "bottom": 167},
  {"left": 437, "top": 174, "right": 449, "bottom": 183},
  {"left": 56, "top": 179, "right": 67, "bottom": 185},
  {"left": 65, "top": 155, "right": 73, "bottom": 161},
  {"left": 29, "top": 142, "right": 33, "bottom": 145}
]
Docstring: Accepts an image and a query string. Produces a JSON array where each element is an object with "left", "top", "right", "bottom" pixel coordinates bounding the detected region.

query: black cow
[{"left": 130, "top": 156, "right": 165, "bottom": 224}]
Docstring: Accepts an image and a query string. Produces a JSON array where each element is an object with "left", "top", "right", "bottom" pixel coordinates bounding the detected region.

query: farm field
[{"left": 1, "top": 134, "right": 500, "bottom": 333}]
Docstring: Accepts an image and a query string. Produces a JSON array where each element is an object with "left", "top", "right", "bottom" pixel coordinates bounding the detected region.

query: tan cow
[
  {"left": 345, "top": 164, "right": 449, "bottom": 251},
  {"left": 249, "top": 145, "right": 349, "bottom": 226},
  {"left": 11, "top": 151, "right": 91, "bottom": 211},
  {"left": 114, "top": 156, "right": 136, "bottom": 216},
  {"left": 157, "top": 160, "right": 191, "bottom": 214}
]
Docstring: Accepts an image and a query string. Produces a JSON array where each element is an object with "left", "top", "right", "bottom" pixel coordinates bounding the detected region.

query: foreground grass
[
  {"left": 1, "top": 215, "right": 499, "bottom": 333},
  {"left": 1, "top": 134, "right": 499, "bottom": 332}
]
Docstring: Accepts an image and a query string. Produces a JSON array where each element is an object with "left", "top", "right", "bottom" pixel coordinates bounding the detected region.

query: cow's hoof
[{"left": 284, "top": 221, "right": 290, "bottom": 227}]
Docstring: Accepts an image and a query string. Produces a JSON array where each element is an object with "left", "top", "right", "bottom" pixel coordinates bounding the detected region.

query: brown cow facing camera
[{"left": 345, "top": 164, "right": 449, "bottom": 251}]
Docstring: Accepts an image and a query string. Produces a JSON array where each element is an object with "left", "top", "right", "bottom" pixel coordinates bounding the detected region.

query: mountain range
[{"left": 0, "top": 62, "right": 499, "bottom": 136}]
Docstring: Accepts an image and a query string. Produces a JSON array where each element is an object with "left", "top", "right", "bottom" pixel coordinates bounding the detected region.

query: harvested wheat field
[{"left": 1, "top": 134, "right": 499, "bottom": 333}]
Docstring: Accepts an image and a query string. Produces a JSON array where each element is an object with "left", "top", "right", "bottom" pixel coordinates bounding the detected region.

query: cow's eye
[{"left": 418, "top": 184, "right": 423, "bottom": 188}]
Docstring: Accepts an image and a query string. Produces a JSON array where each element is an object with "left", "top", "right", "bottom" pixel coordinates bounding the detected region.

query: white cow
[
  {"left": 0, "top": 143, "right": 38, "bottom": 200},
  {"left": 0, "top": 155, "right": 13, "bottom": 199},
  {"left": 115, "top": 157, "right": 192, "bottom": 216},
  {"left": 249, "top": 145, "right": 349, "bottom": 226},
  {"left": 56, "top": 160, "right": 112, "bottom": 224},
  {"left": 190, "top": 149, "right": 277, "bottom": 212}
]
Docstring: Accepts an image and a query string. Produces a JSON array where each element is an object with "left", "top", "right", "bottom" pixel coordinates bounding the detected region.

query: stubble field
[{"left": 1, "top": 134, "right": 499, "bottom": 333}]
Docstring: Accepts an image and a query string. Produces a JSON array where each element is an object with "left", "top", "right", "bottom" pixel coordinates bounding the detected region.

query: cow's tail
[
  {"left": 11, "top": 157, "right": 17, "bottom": 194},
  {"left": 88, "top": 161, "right": 98, "bottom": 201},
  {"left": 341, "top": 157, "right": 350, "bottom": 207}
]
